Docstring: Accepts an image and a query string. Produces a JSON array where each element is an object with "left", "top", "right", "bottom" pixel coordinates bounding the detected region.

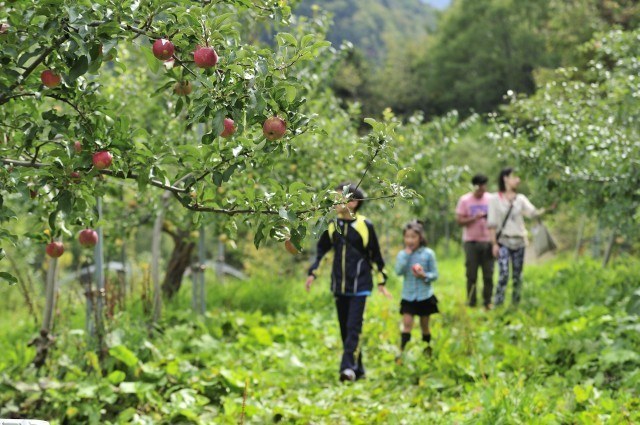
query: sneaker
[
  {"left": 339, "top": 368, "right": 356, "bottom": 382},
  {"left": 484, "top": 303, "right": 493, "bottom": 311}
]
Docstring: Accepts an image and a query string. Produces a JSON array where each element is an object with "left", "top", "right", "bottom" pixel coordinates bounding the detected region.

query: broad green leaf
[
  {"left": 140, "top": 45, "right": 160, "bottom": 74},
  {"left": 573, "top": 385, "right": 592, "bottom": 403},
  {"left": 69, "top": 55, "right": 89, "bottom": 81},
  {"left": 107, "top": 370, "right": 126, "bottom": 385},
  {"left": 109, "top": 345, "right": 139, "bottom": 368},
  {"left": 277, "top": 33, "right": 297, "bottom": 47},
  {"left": 0, "top": 272, "right": 17, "bottom": 285}
]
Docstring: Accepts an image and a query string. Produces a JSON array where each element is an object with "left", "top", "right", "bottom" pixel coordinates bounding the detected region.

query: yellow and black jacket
[{"left": 308, "top": 215, "right": 387, "bottom": 295}]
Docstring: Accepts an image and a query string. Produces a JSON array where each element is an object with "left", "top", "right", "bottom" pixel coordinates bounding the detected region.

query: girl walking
[{"left": 395, "top": 220, "right": 439, "bottom": 358}]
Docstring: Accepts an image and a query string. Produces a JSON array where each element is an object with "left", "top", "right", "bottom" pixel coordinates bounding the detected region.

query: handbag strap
[{"left": 496, "top": 198, "right": 514, "bottom": 240}]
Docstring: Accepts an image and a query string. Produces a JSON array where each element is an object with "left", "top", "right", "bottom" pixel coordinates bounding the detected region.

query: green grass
[{"left": 0, "top": 255, "right": 638, "bottom": 424}]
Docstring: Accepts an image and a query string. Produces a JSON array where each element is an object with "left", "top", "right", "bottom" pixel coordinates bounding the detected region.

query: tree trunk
[
  {"left": 151, "top": 209, "right": 164, "bottom": 324},
  {"left": 574, "top": 216, "right": 586, "bottom": 260},
  {"left": 198, "top": 226, "right": 206, "bottom": 315},
  {"left": 93, "top": 197, "right": 106, "bottom": 350},
  {"left": 82, "top": 259, "right": 95, "bottom": 339},
  {"left": 216, "top": 236, "right": 225, "bottom": 283},
  {"left": 192, "top": 226, "right": 207, "bottom": 315},
  {"left": 602, "top": 229, "right": 616, "bottom": 268},
  {"left": 161, "top": 229, "right": 196, "bottom": 299},
  {"left": 592, "top": 219, "right": 602, "bottom": 259},
  {"left": 31, "top": 256, "right": 58, "bottom": 368}
]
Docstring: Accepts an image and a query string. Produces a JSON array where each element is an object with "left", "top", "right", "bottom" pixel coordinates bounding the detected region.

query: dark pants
[
  {"left": 464, "top": 241, "right": 494, "bottom": 307},
  {"left": 495, "top": 245, "right": 525, "bottom": 306},
  {"left": 335, "top": 295, "right": 367, "bottom": 376}
]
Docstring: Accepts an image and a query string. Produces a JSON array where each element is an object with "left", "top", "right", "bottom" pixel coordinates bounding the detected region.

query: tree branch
[
  {"left": 1, "top": 158, "right": 188, "bottom": 194},
  {"left": 180, "top": 194, "right": 399, "bottom": 215},
  {"left": 171, "top": 55, "right": 203, "bottom": 83},
  {"left": 2, "top": 159, "right": 400, "bottom": 215},
  {"left": 183, "top": 151, "right": 254, "bottom": 191},
  {"left": 355, "top": 141, "right": 383, "bottom": 192}
]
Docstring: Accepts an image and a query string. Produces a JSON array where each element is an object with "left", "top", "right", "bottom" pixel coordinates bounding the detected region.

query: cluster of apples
[
  {"left": 45, "top": 229, "right": 99, "bottom": 258},
  {"left": 36, "top": 35, "right": 287, "bottom": 182},
  {"left": 152, "top": 38, "right": 287, "bottom": 141},
  {"left": 38, "top": 34, "right": 291, "bottom": 256}
]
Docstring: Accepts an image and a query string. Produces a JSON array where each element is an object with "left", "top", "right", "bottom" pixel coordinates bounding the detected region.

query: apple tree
[
  {"left": 0, "top": 1, "right": 413, "bottom": 365},
  {"left": 0, "top": 0, "right": 408, "bottom": 280},
  {"left": 489, "top": 29, "right": 640, "bottom": 262}
]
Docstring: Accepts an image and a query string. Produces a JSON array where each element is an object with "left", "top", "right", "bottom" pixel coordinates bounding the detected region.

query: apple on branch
[
  {"left": 285, "top": 240, "right": 299, "bottom": 255},
  {"left": 41, "top": 70, "right": 61, "bottom": 88},
  {"left": 45, "top": 241, "right": 64, "bottom": 258},
  {"left": 220, "top": 118, "right": 236, "bottom": 138},
  {"left": 92, "top": 151, "right": 113, "bottom": 170},
  {"left": 193, "top": 46, "right": 218, "bottom": 68},
  {"left": 263, "top": 116, "right": 286, "bottom": 141},
  {"left": 173, "top": 81, "right": 192, "bottom": 96},
  {"left": 78, "top": 229, "right": 99, "bottom": 247},
  {"left": 152, "top": 39, "right": 175, "bottom": 60}
]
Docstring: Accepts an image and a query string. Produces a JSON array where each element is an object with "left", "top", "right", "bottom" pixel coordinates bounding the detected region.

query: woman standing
[{"left": 488, "top": 168, "right": 551, "bottom": 307}]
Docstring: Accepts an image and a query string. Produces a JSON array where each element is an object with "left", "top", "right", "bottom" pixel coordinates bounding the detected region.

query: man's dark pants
[{"left": 464, "top": 241, "right": 494, "bottom": 307}]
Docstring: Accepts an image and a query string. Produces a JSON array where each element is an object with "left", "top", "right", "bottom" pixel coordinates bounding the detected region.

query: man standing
[{"left": 456, "top": 174, "right": 494, "bottom": 309}]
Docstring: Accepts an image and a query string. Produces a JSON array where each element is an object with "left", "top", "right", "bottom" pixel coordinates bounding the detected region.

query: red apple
[
  {"left": 78, "top": 229, "right": 99, "bottom": 247},
  {"left": 73, "top": 141, "right": 82, "bottom": 153},
  {"left": 173, "top": 81, "right": 192, "bottom": 96},
  {"left": 70, "top": 171, "right": 81, "bottom": 183},
  {"left": 284, "top": 240, "right": 299, "bottom": 255},
  {"left": 0, "top": 23, "right": 10, "bottom": 35},
  {"left": 411, "top": 263, "right": 423, "bottom": 275},
  {"left": 29, "top": 189, "right": 37, "bottom": 199},
  {"left": 193, "top": 46, "right": 218, "bottom": 68},
  {"left": 92, "top": 151, "right": 113, "bottom": 169},
  {"left": 45, "top": 241, "right": 64, "bottom": 258},
  {"left": 220, "top": 118, "right": 236, "bottom": 138},
  {"left": 40, "top": 70, "right": 61, "bottom": 88},
  {"left": 152, "top": 39, "right": 174, "bottom": 60},
  {"left": 263, "top": 116, "right": 287, "bottom": 141}
]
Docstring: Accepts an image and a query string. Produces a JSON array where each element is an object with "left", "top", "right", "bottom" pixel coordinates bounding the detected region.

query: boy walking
[{"left": 305, "top": 182, "right": 391, "bottom": 382}]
